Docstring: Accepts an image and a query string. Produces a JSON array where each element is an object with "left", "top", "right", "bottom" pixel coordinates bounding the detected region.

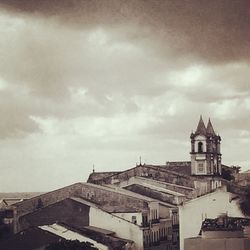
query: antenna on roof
[
  {"left": 139, "top": 156, "right": 142, "bottom": 165},
  {"left": 92, "top": 164, "right": 95, "bottom": 173}
]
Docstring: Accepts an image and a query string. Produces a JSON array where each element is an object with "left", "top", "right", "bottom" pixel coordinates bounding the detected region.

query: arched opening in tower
[{"left": 198, "top": 142, "right": 203, "bottom": 153}]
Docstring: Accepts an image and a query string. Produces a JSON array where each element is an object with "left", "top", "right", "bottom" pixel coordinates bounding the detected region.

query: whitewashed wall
[
  {"left": 112, "top": 212, "right": 142, "bottom": 226},
  {"left": 89, "top": 207, "right": 143, "bottom": 249},
  {"left": 179, "top": 189, "right": 244, "bottom": 250}
]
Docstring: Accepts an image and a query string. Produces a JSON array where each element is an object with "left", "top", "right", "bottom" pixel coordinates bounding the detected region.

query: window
[
  {"left": 198, "top": 163, "right": 204, "bottom": 173},
  {"left": 172, "top": 211, "right": 178, "bottom": 225},
  {"left": 142, "top": 214, "right": 148, "bottom": 227},
  {"left": 132, "top": 215, "right": 137, "bottom": 224},
  {"left": 198, "top": 142, "right": 203, "bottom": 152}
]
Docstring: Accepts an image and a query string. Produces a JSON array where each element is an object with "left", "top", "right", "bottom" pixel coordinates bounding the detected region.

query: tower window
[
  {"left": 198, "top": 142, "right": 203, "bottom": 153},
  {"left": 198, "top": 163, "right": 204, "bottom": 172}
]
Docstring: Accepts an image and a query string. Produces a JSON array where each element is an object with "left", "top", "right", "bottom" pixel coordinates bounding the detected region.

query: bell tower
[{"left": 190, "top": 116, "right": 222, "bottom": 175}]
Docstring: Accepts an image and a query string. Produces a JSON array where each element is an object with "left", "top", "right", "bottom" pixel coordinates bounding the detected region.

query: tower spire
[
  {"left": 206, "top": 118, "right": 216, "bottom": 136},
  {"left": 195, "top": 115, "right": 207, "bottom": 135}
]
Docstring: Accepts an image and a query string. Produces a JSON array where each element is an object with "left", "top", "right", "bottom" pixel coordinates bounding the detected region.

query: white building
[
  {"left": 71, "top": 197, "right": 143, "bottom": 249},
  {"left": 178, "top": 188, "right": 244, "bottom": 250}
]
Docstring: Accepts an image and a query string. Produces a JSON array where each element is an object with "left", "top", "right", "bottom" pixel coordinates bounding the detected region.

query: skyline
[{"left": 0, "top": 0, "right": 249, "bottom": 192}]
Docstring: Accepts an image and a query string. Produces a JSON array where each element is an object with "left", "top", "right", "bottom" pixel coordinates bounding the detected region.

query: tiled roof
[
  {"left": 124, "top": 184, "right": 180, "bottom": 206},
  {"left": 132, "top": 176, "right": 194, "bottom": 191},
  {"left": 133, "top": 182, "right": 185, "bottom": 197},
  {"left": 41, "top": 223, "right": 133, "bottom": 249}
]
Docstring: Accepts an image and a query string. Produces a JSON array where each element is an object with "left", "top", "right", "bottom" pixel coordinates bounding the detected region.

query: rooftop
[
  {"left": 129, "top": 182, "right": 185, "bottom": 197},
  {"left": 87, "top": 171, "right": 121, "bottom": 182},
  {"left": 40, "top": 223, "right": 133, "bottom": 249},
  {"left": 124, "top": 184, "right": 179, "bottom": 206},
  {"left": 201, "top": 215, "right": 250, "bottom": 232},
  {"left": 163, "top": 161, "right": 192, "bottom": 175},
  {"left": 132, "top": 176, "right": 195, "bottom": 191},
  {"left": 0, "top": 192, "right": 43, "bottom": 200}
]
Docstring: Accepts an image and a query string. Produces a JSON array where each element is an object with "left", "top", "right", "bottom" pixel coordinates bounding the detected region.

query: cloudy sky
[{"left": 0, "top": 0, "right": 249, "bottom": 192}]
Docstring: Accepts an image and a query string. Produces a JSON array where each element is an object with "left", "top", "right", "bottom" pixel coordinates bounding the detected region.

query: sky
[{"left": 0, "top": 0, "right": 249, "bottom": 192}]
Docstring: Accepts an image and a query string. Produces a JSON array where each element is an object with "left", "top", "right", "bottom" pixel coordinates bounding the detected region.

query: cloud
[
  {"left": 1, "top": 0, "right": 250, "bottom": 63},
  {"left": 0, "top": 1, "right": 250, "bottom": 191},
  {"left": 0, "top": 12, "right": 171, "bottom": 137}
]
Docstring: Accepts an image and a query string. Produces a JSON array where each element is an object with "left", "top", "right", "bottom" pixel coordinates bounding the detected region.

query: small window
[
  {"left": 132, "top": 215, "right": 137, "bottom": 224},
  {"left": 198, "top": 142, "right": 203, "bottom": 153}
]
